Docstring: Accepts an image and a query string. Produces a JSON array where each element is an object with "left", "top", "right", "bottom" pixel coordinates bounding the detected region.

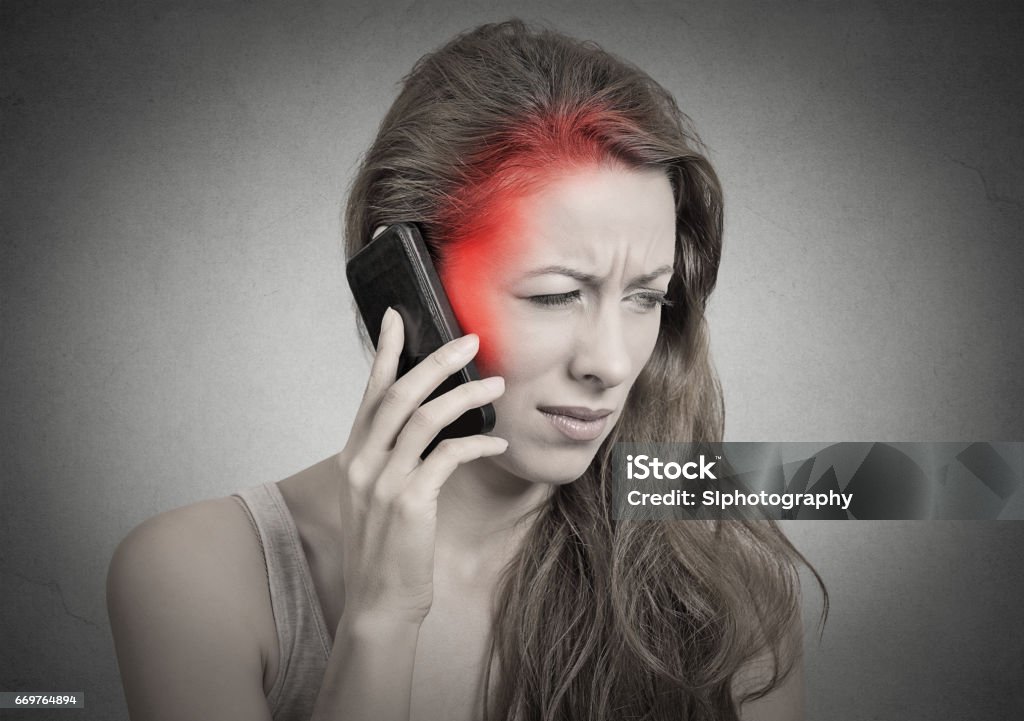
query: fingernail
[
  {"left": 381, "top": 307, "right": 395, "bottom": 333},
  {"left": 450, "top": 333, "right": 479, "bottom": 360},
  {"left": 481, "top": 376, "right": 504, "bottom": 392}
]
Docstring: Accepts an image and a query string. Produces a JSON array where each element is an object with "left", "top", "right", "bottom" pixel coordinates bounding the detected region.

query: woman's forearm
[{"left": 310, "top": 613, "right": 422, "bottom": 721}]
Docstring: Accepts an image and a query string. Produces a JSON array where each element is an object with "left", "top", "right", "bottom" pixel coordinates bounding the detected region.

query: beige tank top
[{"left": 232, "top": 482, "right": 331, "bottom": 721}]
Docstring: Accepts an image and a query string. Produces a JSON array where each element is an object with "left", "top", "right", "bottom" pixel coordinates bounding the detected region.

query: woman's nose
[{"left": 567, "top": 304, "right": 633, "bottom": 389}]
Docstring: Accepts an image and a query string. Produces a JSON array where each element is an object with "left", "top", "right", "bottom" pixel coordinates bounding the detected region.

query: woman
[{"left": 108, "top": 19, "right": 821, "bottom": 721}]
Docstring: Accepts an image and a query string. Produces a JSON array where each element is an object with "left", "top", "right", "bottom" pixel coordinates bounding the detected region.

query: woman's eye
[
  {"left": 528, "top": 291, "right": 581, "bottom": 307},
  {"left": 629, "top": 292, "right": 673, "bottom": 311}
]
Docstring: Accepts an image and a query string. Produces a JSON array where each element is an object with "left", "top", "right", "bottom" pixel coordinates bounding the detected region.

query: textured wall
[{"left": 2, "top": 1, "right": 1022, "bottom": 719}]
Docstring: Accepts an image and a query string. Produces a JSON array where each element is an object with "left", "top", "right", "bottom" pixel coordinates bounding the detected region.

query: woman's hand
[{"left": 334, "top": 307, "right": 507, "bottom": 627}]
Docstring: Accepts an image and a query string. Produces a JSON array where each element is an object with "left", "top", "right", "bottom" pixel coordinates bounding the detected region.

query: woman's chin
[{"left": 489, "top": 442, "right": 598, "bottom": 486}]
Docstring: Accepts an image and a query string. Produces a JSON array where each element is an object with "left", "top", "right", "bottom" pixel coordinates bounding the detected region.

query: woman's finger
[
  {"left": 404, "top": 435, "right": 510, "bottom": 502},
  {"left": 349, "top": 307, "right": 404, "bottom": 444},
  {"left": 362, "top": 332, "right": 481, "bottom": 453},
  {"left": 386, "top": 376, "right": 505, "bottom": 475}
]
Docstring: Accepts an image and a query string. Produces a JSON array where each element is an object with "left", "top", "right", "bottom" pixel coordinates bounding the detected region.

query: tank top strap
[{"left": 232, "top": 482, "right": 330, "bottom": 720}]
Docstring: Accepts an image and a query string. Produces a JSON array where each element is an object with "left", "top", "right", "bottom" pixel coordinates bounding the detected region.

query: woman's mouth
[{"left": 538, "top": 406, "right": 613, "bottom": 442}]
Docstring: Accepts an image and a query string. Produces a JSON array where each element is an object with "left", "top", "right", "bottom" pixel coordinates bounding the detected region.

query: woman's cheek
[{"left": 630, "top": 316, "right": 664, "bottom": 374}]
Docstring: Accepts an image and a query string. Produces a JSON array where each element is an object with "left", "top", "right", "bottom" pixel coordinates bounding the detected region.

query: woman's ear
[{"left": 372, "top": 225, "right": 387, "bottom": 239}]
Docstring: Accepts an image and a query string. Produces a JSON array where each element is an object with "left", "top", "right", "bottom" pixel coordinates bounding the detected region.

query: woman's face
[{"left": 441, "top": 163, "right": 677, "bottom": 484}]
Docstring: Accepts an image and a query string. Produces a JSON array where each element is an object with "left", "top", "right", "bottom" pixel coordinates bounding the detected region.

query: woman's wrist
[
  {"left": 311, "top": 610, "right": 422, "bottom": 721},
  {"left": 337, "top": 608, "right": 425, "bottom": 640}
]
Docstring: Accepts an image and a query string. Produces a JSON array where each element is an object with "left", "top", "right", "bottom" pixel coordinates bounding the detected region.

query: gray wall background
[{"left": 2, "top": 1, "right": 1022, "bottom": 719}]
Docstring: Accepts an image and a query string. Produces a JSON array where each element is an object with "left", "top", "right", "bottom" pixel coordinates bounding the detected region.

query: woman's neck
[{"left": 433, "top": 458, "right": 553, "bottom": 582}]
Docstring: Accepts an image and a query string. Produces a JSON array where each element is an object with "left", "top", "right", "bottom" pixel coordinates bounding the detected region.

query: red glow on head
[
  {"left": 439, "top": 200, "right": 529, "bottom": 374},
  {"left": 436, "top": 107, "right": 653, "bottom": 374}
]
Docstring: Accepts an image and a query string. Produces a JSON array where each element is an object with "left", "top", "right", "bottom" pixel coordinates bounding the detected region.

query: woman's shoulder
[
  {"left": 106, "top": 494, "right": 278, "bottom": 697},
  {"left": 107, "top": 489, "right": 280, "bottom": 716},
  {"left": 108, "top": 491, "right": 275, "bottom": 624},
  {"left": 109, "top": 494, "right": 265, "bottom": 588}
]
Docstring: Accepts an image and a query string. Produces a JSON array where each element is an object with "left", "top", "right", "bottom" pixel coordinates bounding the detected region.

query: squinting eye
[
  {"left": 529, "top": 291, "right": 581, "bottom": 307},
  {"left": 629, "top": 292, "right": 673, "bottom": 312}
]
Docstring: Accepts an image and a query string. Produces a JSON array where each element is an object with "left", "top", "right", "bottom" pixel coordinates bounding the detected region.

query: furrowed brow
[
  {"left": 523, "top": 264, "right": 675, "bottom": 287},
  {"left": 627, "top": 264, "right": 674, "bottom": 287},
  {"left": 522, "top": 265, "right": 599, "bottom": 284}
]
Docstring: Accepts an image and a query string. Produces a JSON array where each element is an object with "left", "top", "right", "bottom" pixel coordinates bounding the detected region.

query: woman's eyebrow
[
  {"left": 522, "top": 265, "right": 597, "bottom": 283},
  {"left": 523, "top": 264, "right": 674, "bottom": 286},
  {"left": 628, "top": 264, "right": 674, "bottom": 286}
]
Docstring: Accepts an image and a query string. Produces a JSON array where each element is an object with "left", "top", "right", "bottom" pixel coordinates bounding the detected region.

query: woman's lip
[
  {"left": 537, "top": 406, "right": 614, "bottom": 421},
  {"left": 539, "top": 409, "right": 611, "bottom": 442}
]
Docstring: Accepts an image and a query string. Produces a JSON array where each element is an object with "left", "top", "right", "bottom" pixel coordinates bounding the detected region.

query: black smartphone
[{"left": 345, "top": 223, "right": 496, "bottom": 456}]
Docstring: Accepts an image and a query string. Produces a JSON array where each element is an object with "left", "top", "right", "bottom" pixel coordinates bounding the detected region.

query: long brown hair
[{"left": 344, "top": 19, "right": 825, "bottom": 720}]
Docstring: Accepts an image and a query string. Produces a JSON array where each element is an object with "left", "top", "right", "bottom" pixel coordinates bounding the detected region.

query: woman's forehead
[{"left": 496, "top": 166, "right": 677, "bottom": 271}]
